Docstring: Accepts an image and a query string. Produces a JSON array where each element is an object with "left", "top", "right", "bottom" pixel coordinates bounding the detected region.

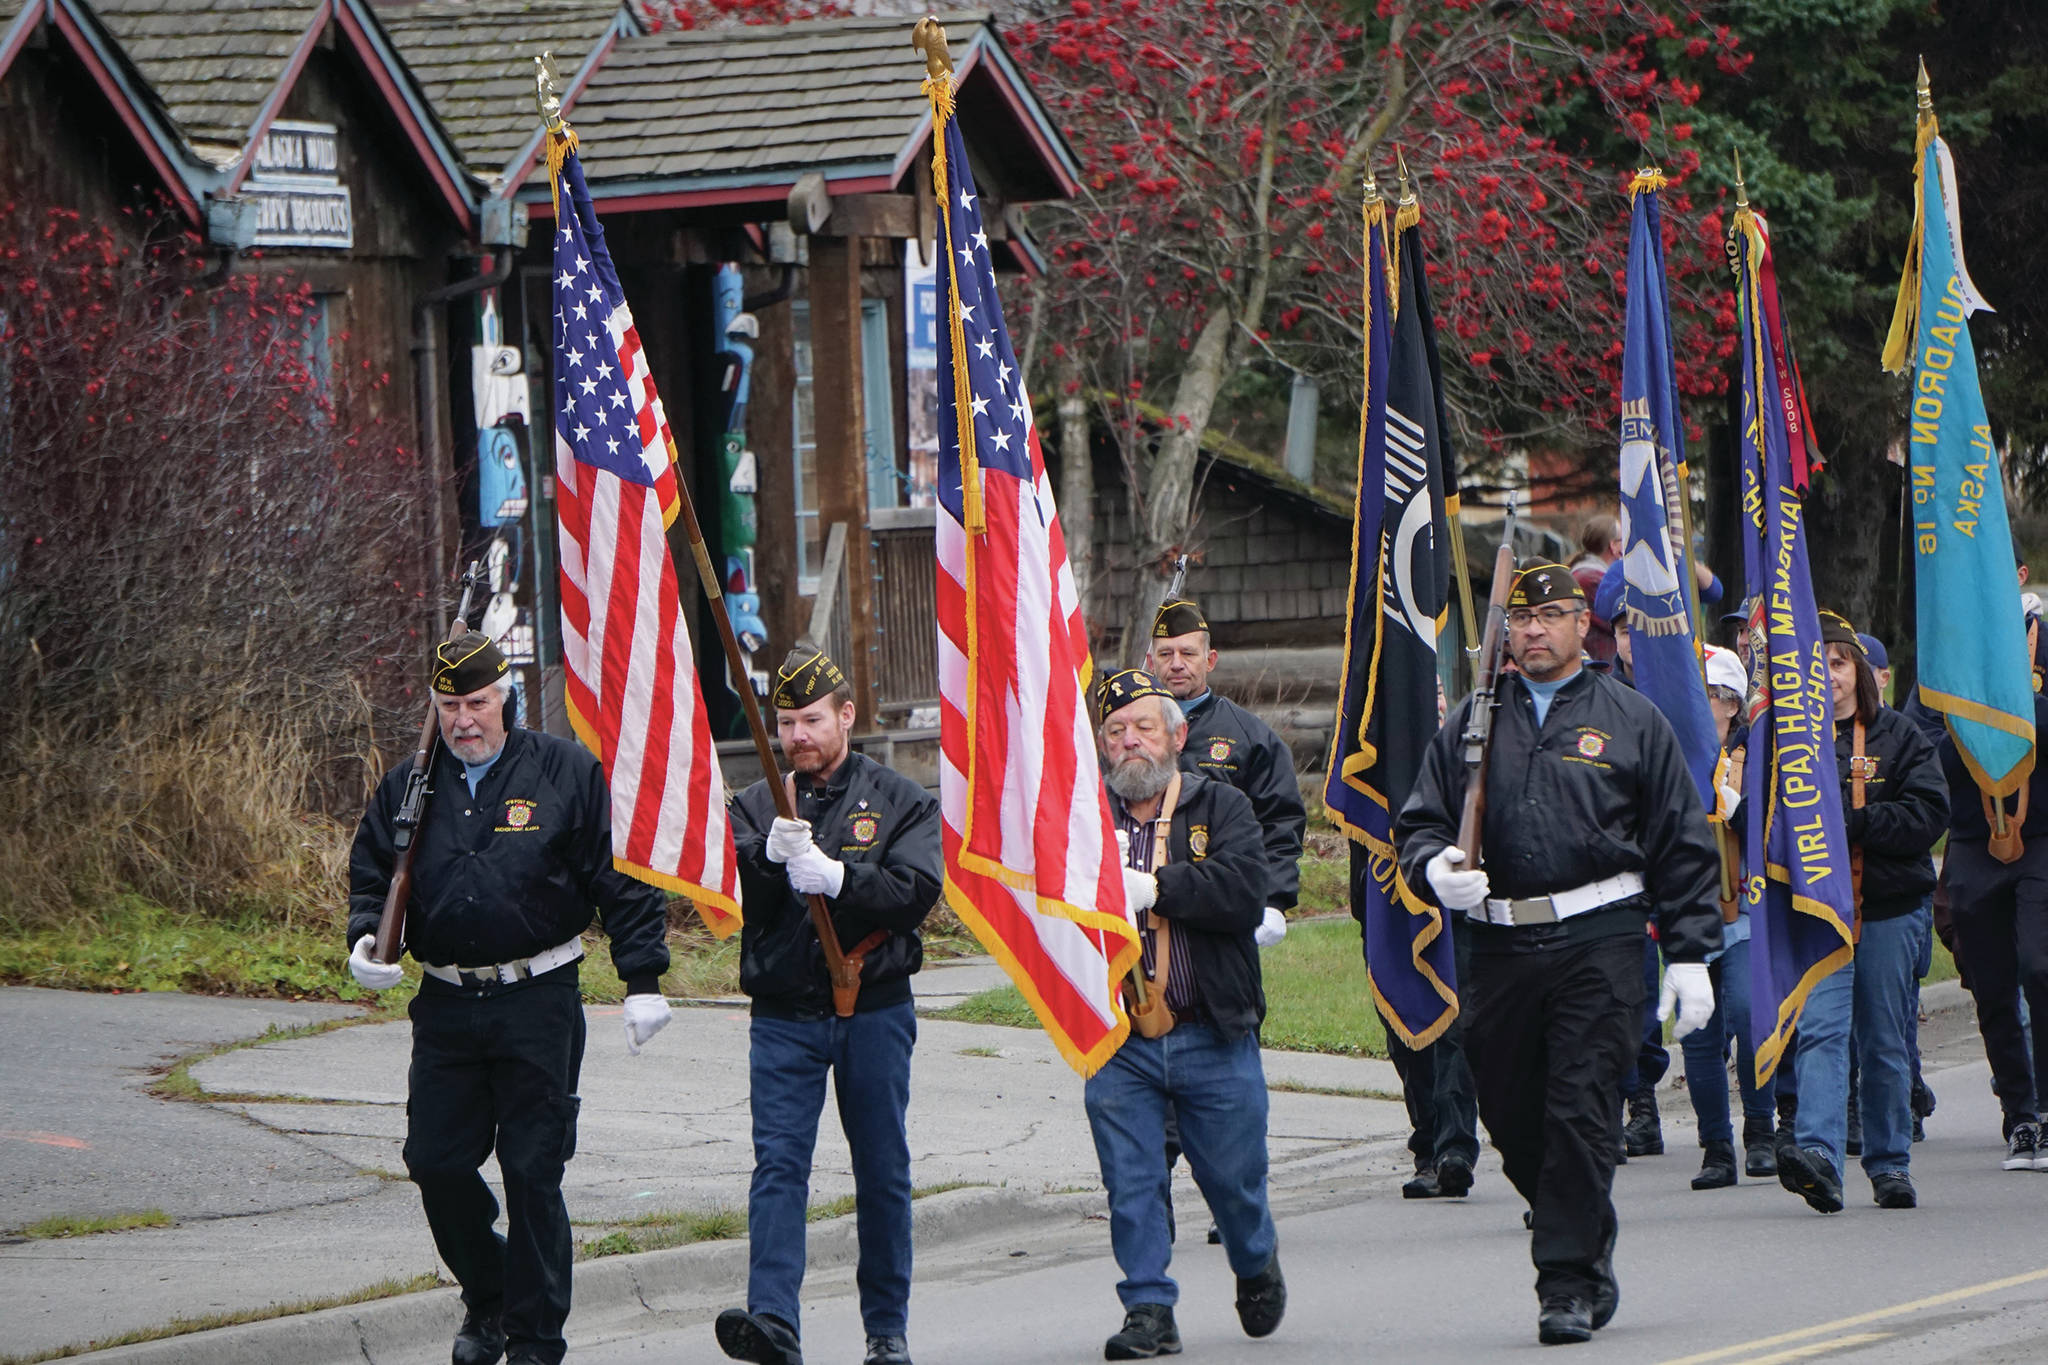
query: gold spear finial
[
  {"left": 1363, "top": 165, "right": 1381, "bottom": 206},
  {"left": 535, "top": 52, "right": 565, "bottom": 131},
  {"left": 913, "top": 16, "right": 953, "bottom": 79},
  {"left": 1733, "top": 147, "right": 1749, "bottom": 209},
  {"left": 1915, "top": 55, "right": 1932, "bottom": 114},
  {"left": 1395, "top": 148, "right": 1415, "bottom": 207}
]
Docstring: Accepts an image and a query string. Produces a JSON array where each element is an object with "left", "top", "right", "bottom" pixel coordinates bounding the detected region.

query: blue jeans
[
  {"left": 1681, "top": 936, "right": 1772, "bottom": 1144},
  {"left": 1792, "top": 904, "right": 1930, "bottom": 1178},
  {"left": 746, "top": 1002, "right": 916, "bottom": 1337},
  {"left": 1084, "top": 1023, "right": 1278, "bottom": 1307}
]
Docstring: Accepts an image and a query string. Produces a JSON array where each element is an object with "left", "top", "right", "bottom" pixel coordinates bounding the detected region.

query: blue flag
[
  {"left": 1732, "top": 203, "right": 1855, "bottom": 1084},
  {"left": 1326, "top": 192, "right": 1458, "bottom": 1048},
  {"left": 1617, "top": 175, "right": 1720, "bottom": 801},
  {"left": 1885, "top": 126, "right": 2034, "bottom": 805}
]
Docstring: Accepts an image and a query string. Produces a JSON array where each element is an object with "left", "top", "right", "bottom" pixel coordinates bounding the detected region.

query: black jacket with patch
[
  {"left": 1394, "top": 668, "right": 1723, "bottom": 963},
  {"left": 1122, "top": 771, "right": 1271, "bottom": 1040},
  {"left": 1178, "top": 693, "right": 1306, "bottom": 910},
  {"left": 730, "top": 752, "right": 942, "bottom": 1019},
  {"left": 1835, "top": 706, "right": 1947, "bottom": 921},
  {"left": 347, "top": 728, "right": 671, "bottom": 988}
]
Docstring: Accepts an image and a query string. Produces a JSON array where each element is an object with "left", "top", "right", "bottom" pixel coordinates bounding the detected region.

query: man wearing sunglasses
[{"left": 1394, "top": 562, "right": 1721, "bottom": 1347}]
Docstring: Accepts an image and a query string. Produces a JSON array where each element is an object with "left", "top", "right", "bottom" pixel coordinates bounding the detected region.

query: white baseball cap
[{"left": 1703, "top": 644, "right": 1746, "bottom": 696}]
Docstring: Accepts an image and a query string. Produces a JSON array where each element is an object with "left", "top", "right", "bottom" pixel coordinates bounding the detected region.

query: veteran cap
[
  {"left": 1507, "top": 562, "right": 1585, "bottom": 609},
  {"left": 1152, "top": 599, "right": 1209, "bottom": 639},
  {"left": 1817, "top": 609, "right": 1863, "bottom": 652},
  {"left": 1095, "top": 668, "right": 1177, "bottom": 726},
  {"left": 772, "top": 646, "right": 848, "bottom": 711},
  {"left": 432, "top": 630, "right": 510, "bottom": 696}
]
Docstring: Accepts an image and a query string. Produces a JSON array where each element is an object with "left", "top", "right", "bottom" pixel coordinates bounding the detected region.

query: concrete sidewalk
[{"left": 0, "top": 959, "right": 1413, "bottom": 1361}]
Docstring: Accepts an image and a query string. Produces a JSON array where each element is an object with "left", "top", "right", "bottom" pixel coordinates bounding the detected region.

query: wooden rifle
[
  {"left": 1455, "top": 496, "right": 1520, "bottom": 867},
  {"left": 372, "top": 561, "right": 485, "bottom": 964}
]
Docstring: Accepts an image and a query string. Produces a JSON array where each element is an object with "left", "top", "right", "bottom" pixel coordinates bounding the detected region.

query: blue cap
[{"left": 1856, "top": 633, "right": 1889, "bottom": 669}]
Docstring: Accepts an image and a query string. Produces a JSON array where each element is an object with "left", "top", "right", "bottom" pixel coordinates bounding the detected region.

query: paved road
[{"left": 554, "top": 1055, "right": 2048, "bottom": 1365}]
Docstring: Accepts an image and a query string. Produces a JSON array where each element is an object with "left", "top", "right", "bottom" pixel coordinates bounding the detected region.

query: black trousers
[
  {"left": 1383, "top": 913, "right": 1479, "bottom": 1167},
  {"left": 1945, "top": 840, "right": 2048, "bottom": 1129},
  {"left": 1463, "top": 931, "right": 1643, "bottom": 1304},
  {"left": 404, "top": 967, "right": 586, "bottom": 1364}
]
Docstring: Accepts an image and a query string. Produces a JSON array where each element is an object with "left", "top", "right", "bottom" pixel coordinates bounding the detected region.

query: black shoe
[
  {"left": 1435, "top": 1152, "right": 1474, "bottom": 1198},
  {"left": 1691, "top": 1139, "right": 1737, "bottom": 1190},
  {"left": 716, "top": 1309, "right": 803, "bottom": 1365},
  {"left": 865, "top": 1335, "right": 912, "bottom": 1365},
  {"left": 1871, "top": 1173, "right": 1917, "bottom": 1209},
  {"left": 1401, "top": 1162, "right": 1443, "bottom": 1199},
  {"left": 1743, "top": 1114, "right": 1777, "bottom": 1175},
  {"left": 1235, "top": 1254, "right": 1286, "bottom": 1338},
  {"left": 451, "top": 1305, "right": 505, "bottom": 1365},
  {"left": 1589, "top": 1228, "right": 1618, "bottom": 1331},
  {"left": 1911, "top": 1113, "right": 1926, "bottom": 1143},
  {"left": 1105, "top": 1304, "right": 1181, "bottom": 1360},
  {"left": 1911, "top": 1077, "right": 1937, "bottom": 1120},
  {"left": 1624, "top": 1090, "right": 1663, "bottom": 1156},
  {"left": 1777, "top": 1144, "right": 1845, "bottom": 1213},
  {"left": 2002, "top": 1121, "right": 2042, "bottom": 1171},
  {"left": 1538, "top": 1296, "right": 1594, "bottom": 1345},
  {"left": 1204, "top": 1223, "right": 1221, "bottom": 1245}
]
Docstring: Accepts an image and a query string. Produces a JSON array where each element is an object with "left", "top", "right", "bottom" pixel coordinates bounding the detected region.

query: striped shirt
[{"left": 1110, "top": 794, "right": 1202, "bottom": 1017}]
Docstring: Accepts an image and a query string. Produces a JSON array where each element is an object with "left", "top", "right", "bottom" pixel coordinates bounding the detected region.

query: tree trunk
[
  {"left": 1055, "top": 349, "right": 1096, "bottom": 629},
  {"left": 1123, "top": 304, "right": 1233, "bottom": 655}
]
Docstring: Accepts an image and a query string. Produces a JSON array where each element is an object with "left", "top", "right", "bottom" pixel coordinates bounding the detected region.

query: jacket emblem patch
[
  {"left": 1189, "top": 824, "right": 1209, "bottom": 858},
  {"left": 849, "top": 813, "right": 880, "bottom": 847},
  {"left": 1207, "top": 738, "right": 1233, "bottom": 763},
  {"left": 498, "top": 798, "right": 540, "bottom": 833},
  {"left": 1576, "top": 732, "right": 1606, "bottom": 759}
]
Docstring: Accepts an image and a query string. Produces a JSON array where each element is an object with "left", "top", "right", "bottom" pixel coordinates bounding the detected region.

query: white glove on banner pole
[
  {"left": 1658, "top": 962, "right": 1715, "bottom": 1041},
  {"left": 622, "top": 993, "right": 673, "bottom": 1056},
  {"left": 767, "top": 817, "right": 813, "bottom": 864},
  {"left": 348, "top": 934, "right": 404, "bottom": 990},
  {"left": 785, "top": 844, "right": 846, "bottom": 898},
  {"left": 1425, "top": 846, "right": 1492, "bottom": 912}
]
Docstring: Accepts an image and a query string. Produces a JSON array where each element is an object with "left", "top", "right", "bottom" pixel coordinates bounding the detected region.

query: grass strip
[
  {"left": 16, "top": 1209, "right": 171, "bottom": 1239},
  {"left": 1267, "top": 1078, "right": 1404, "bottom": 1102},
  {"left": 0, "top": 1273, "right": 446, "bottom": 1365},
  {"left": 576, "top": 1183, "right": 984, "bottom": 1261}
]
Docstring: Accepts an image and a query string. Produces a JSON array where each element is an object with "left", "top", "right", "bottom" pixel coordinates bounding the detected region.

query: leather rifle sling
[
  {"left": 1127, "top": 771, "right": 1182, "bottom": 1040},
  {"left": 1983, "top": 618, "right": 2034, "bottom": 865},
  {"left": 1850, "top": 721, "right": 1866, "bottom": 944}
]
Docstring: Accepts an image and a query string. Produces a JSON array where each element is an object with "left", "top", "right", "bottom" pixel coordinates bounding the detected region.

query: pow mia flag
[{"left": 1326, "top": 190, "right": 1461, "bottom": 1047}]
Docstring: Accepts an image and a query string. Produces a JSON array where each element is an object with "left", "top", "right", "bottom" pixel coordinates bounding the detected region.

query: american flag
[
  {"left": 929, "top": 93, "right": 1140, "bottom": 1075},
  {"left": 546, "top": 135, "right": 741, "bottom": 934}
]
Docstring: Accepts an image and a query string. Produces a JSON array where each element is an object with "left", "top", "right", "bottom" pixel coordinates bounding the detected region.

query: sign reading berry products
[{"left": 247, "top": 121, "right": 353, "bottom": 249}]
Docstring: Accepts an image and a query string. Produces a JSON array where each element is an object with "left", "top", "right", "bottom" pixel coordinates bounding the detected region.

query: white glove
[
  {"left": 766, "top": 816, "right": 813, "bottom": 864},
  {"left": 622, "top": 992, "right": 672, "bottom": 1056},
  {"left": 1425, "top": 846, "right": 1491, "bottom": 912},
  {"left": 348, "top": 934, "right": 405, "bottom": 990},
  {"left": 1659, "top": 962, "right": 1715, "bottom": 1041},
  {"left": 786, "top": 844, "right": 846, "bottom": 898},
  {"left": 1254, "top": 906, "right": 1289, "bottom": 948},
  {"left": 1718, "top": 784, "right": 1741, "bottom": 818},
  {"left": 1122, "top": 866, "right": 1158, "bottom": 914}
]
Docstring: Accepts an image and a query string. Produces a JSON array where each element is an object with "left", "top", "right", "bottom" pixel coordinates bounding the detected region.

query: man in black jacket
[
  {"left": 714, "top": 648, "right": 941, "bottom": 1365},
  {"left": 347, "top": 630, "right": 673, "bottom": 1365},
  {"left": 1394, "top": 564, "right": 1720, "bottom": 1347},
  {"left": 1084, "top": 669, "right": 1285, "bottom": 1361},
  {"left": 1147, "top": 599, "right": 1305, "bottom": 939}
]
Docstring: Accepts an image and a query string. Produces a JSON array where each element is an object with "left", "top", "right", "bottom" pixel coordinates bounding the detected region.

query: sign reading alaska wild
[
  {"left": 246, "top": 120, "right": 353, "bottom": 250},
  {"left": 1883, "top": 68, "right": 2034, "bottom": 834}
]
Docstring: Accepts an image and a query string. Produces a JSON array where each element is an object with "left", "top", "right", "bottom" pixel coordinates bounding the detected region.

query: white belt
[
  {"left": 423, "top": 936, "right": 584, "bottom": 987},
  {"left": 1481, "top": 871, "right": 1645, "bottom": 927}
]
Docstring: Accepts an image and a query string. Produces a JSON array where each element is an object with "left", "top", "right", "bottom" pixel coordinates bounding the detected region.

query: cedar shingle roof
[
  {"left": 92, "top": 0, "right": 323, "bottom": 147},
  {"left": 378, "top": 0, "right": 630, "bottom": 184}
]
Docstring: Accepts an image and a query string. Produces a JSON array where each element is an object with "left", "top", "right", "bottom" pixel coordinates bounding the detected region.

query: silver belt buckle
[{"left": 1510, "top": 897, "right": 1559, "bottom": 925}]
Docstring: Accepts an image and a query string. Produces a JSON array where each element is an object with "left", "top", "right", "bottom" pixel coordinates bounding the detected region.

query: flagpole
[{"left": 535, "top": 57, "right": 864, "bottom": 1016}]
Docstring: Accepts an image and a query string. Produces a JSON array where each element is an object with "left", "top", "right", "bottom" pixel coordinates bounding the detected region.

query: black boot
[
  {"left": 864, "top": 1335, "right": 912, "bottom": 1365},
  {"left": 1401, "top": 1153, "right": 1443, "bottom": 1199},
  {"left": 1691, "top": 1139, "right": 1738, "bottom": 1190},
  {"left": 1776, "top": 1143, "right": 1844, "bottom": 1214},
  {"left": 451, "top": 1304, "right": 505, "bottom": 1365},
  {"left": 1435, "top": 1151, "right": 1474, "bottom": 1198},
  {"left": 716, "top": 1309, "right": 804, "bottom": 1365},
  {"left": 1105, "top": 1304, "right": 1181, "bottom": 1360},
  {"left": 1538, "top": 1296, "right": 1594, "bottom": 1345},
  {"left": 1742, "top": 1115, "right": 1776, "bottom": 1176},
  {"left": 1235, "top": 1254, "right": 1286, "bottom": 1338},
  {"left": 1624, "top": 1089, "right": 1663, "bottom": 1156}
]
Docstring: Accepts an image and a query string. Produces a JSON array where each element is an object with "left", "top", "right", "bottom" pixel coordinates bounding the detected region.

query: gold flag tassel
[
  {"left": 914, "top": 18, "right": 985, "bottom": 534},
  {"left": 1881, "top": 57, "right": 1939, "bottom": 375},
  {"left": 535, "top": 54, "right": 579, "bottom": 216},
  {"left": 1388, "top": 149, "right": 1418, "bottom": 316}
]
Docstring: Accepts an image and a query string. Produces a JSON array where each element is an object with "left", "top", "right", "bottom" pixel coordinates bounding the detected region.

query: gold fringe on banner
[
  {"left": 917, "top": 28, "right": 984, "bottom": 535},
  {"left": 1882, "top": 59, "right": 1939, "bottom": 375}
]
